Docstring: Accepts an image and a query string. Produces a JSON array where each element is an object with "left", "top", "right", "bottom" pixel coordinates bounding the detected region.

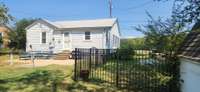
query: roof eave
[
  {"left": 55, "top": 26, "right": 112, "bottom": 30},
  {"left": 179, "top": 55, "right": 200, "bottom": 62}
]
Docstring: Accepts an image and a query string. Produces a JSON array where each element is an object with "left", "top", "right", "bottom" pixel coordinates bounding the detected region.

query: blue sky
[{"left": 2, "top": 0, "right": 174, "bottom": 38}]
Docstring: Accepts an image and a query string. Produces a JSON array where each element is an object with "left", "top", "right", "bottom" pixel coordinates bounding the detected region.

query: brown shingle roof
[{"left": 178, "top": 29, "right": 200, "bottom": 61}]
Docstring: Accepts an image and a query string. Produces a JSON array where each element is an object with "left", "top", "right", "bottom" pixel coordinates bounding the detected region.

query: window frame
[
  {"left": 41, "top": 32, "right": 46, "bottom": 44},
  {"left": 85, "top": 31, "right": 91, "bottom": 40}
]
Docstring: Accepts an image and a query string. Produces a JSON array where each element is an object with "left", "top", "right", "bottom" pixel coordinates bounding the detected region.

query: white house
[
  {"left": 178, "top": 22, "right": 200, "bottom": 92},
  {"left": 25, "top": 18, "right": 120, "bottom": 53}
]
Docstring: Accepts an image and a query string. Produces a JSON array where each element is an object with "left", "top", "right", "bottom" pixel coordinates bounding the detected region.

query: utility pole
[{"left": 109, "top": 0, "right": 113, "bottom": 18}]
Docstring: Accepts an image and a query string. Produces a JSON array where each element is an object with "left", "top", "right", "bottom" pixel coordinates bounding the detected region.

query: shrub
[{"left": 116, "top": 47, "right": 135, "bottom": 60}]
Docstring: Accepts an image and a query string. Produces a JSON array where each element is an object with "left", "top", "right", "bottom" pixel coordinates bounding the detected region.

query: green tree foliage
[
  {"left": 120, "top": 38, "right": 145, "bottom": 49},
  {"left": 9, "top": 19, "right": 35, "bottom": 49},
  {"left": 0, "top": 2, "right": 13, "bottom": 48},
  {"left": 119, "top": 38, "right": 145, "bottom": 59},
  {"left": 155, "top": 0, "right": 200, "bottom": 24},
  {"left": 135, "top": 13, "right": 187, "bottom": 56},
  {"left": 0, "top": 3, "right": 13, "bottom": 25}
]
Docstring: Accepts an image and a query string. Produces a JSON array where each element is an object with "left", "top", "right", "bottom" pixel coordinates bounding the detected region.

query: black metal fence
[{"left": 74, "top": 48, "right": 179, "bottom": 92}]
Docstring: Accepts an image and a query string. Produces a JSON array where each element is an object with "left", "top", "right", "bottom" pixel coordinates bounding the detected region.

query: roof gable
[{"left": 25, "top": 19, "right": 58, "bottom": 30}]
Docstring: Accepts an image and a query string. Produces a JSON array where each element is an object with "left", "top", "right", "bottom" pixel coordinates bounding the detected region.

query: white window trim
[
  {"left": 40, "top": 32, "right": 47, "bottom": 44},
  {"left": 84, "top": 31, "right": 91, "bottom": 41}
]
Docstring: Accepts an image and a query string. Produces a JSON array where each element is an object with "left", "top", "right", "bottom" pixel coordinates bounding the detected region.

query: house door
[{"left": 63, "top": 32, "right": 70, "bottom": 50}]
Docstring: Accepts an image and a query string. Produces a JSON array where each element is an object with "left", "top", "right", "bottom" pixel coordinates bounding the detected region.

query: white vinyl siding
[
  {"left": 26, "top": 20, "right": 120, "bottom": 53},
  {"left": 70, "top": 28, "right": 105, "bottom": 50},
  {"left": 109, "top": 22, "right": 120, "bottom": 48},
  {"left": 180, "top": 58, "right": 200, "bottom": 92},
  {"left": 112, "top": 35, "right": 120, "bottom": 48},
  {"left": 26, "top": 23, "right": 53, "bottom": 52}
]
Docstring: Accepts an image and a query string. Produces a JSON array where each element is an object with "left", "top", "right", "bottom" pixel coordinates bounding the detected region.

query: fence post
[
  {"left": 9, "top": 50, "right": 13, "bottom": 65},
  {"left": 74, "top": 48, "right": 77, "bottom": 81},
  {"left": 116, "top": 49, "right": 119, "bottom": 87},
  {"left": 89, "top": 48, "right": 92, "bottom": 73},
  {"left": 31, "top": 51, "right": 35, "bottom": 68}
]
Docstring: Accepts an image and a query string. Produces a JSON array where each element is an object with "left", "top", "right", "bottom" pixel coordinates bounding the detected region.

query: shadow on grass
[
  {"left": 0, "top": 85, "right": 9, "bottom": 92},
  {"left": 64, "top": 82, "right": 119, "bottom": 92},
  {"left": 0, "top": 69, "right": 65, "bottom": 92}
]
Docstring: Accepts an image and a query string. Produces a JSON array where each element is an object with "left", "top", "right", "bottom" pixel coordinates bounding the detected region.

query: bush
[
  {"left": 128, "top": 69, "right": 172, "bottom": 92},
  {"left": 116, "top": 47, "right": 135, "bottom": 60}
]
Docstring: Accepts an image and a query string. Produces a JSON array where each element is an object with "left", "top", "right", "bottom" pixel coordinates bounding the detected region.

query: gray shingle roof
[
  {"left": 51, "top": 18, "right": 117, "bottom": 29},
  {"left": 25, "top": 18, "right": 117, "bottom": 30},
  {"left": 178, "top": 25, "right": 200, "bottom": 61}
]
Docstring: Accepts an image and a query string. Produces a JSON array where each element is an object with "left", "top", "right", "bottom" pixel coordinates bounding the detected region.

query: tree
[
  {"left": 0, "top": 3, "right": 13, "bottom": 25},
  {"left": 9, "top": 19, "right": 35, "bottom": 49},
  {"left": 135, "top": 13, "right": 187, "bottom": 56},
  {"left": 155, "top": 0, "right": 200, "bottom": 25},
  {"left": 0, "top": 2, "right": 13, "bottom": 48},
  {"left": 120, "top": 38, "right": 145, "bottom": 49}
]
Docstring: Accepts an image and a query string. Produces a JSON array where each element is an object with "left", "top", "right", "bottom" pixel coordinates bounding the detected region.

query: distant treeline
[{"left": 120, "top": 38, "right": 146, "bottom": 49}]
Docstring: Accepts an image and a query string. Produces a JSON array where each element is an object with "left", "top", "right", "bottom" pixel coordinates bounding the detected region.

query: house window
[
  {"left": 113, "top": 35, "right": 117, "bottom": 47},
  {"left": 106, "top": 32, "right": 110, "bottom": 48},
  {"left": 85, "top": 32, "right": 91, "bottom": 40},
  {"left": 41, "top": 32, "right": 46, "bottom": 44}
]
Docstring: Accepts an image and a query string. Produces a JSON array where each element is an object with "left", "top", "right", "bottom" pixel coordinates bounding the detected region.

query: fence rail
[{"left": 74, "top": 48, "right": 179, "bottom": 92}]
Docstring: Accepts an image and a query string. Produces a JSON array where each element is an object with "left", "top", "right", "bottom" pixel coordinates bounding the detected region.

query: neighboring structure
[
  {"left": 0, "top": 26, "right": 11, "bottom": 48},
  {"left": 25, "top": 18, "right": 120, "bottom": 53},
  {"left": 178, "top": 22, "right": 200, "bottom": 92}
]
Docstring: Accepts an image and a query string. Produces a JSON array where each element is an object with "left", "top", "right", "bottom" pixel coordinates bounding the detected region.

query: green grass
[
  {"left": 0, "top": 65, "right": 72, "bottom": 80},
  {"left": 90, "top": 59, "right": 173, "bottom": 91},
  {"left": 0, "top": 54, "right": 19, "bottom": 64},
  {"left": 0, "top": 64, "right": 122, "bottom": 92}
]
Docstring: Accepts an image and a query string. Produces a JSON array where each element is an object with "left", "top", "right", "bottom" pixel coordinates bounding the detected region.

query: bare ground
[{"left": 14, "top": 59, "right": 74, "bottom": 67}]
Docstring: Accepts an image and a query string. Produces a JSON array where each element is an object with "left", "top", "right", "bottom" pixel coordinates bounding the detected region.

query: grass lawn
[
  {"left": 0, "top": 54, "right": 19, "bottom": 66},
  {"left": 89, "top": 59, "right": 173, "bottom": 92},
  {"left": 0, "top": 64, "right": 122, "bottom": 92}
]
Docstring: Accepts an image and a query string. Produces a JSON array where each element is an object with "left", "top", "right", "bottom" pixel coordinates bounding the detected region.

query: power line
[{"left": 115, "top": 0, "right": 154, "bottom": 11}]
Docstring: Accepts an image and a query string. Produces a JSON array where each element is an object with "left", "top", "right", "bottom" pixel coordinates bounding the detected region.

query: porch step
[{"left": 53, "top": 50, "right": 71, "bottom": 60}]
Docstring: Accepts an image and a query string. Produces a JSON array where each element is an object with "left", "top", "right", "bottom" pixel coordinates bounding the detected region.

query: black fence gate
[{"left": 73, "top": 48, "right": 179, "bottom": 92}]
